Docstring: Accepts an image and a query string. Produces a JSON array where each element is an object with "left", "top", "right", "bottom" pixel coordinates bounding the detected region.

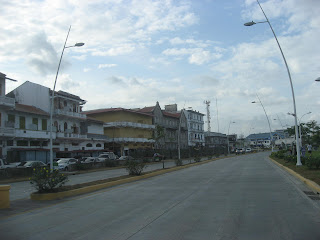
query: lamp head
[
  {"left": 244, "top": 21, "right": 256, "bottom": 26},
  {"left": 315, "top": 77, "right": 320, "bottom": 82},
  {"left": 75, "top": 42, "right": 85, "bottom": 47}
]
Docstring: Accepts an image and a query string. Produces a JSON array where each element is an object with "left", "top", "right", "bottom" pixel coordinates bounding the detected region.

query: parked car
[
  {"left": 118, "top": 156, "right": 135, "bottom": 161},
  {"left": 246, "top": 148, "right": 252, "bottom": 153},
  {"left": 0, "top": 159, "right": 18, "bottom": 169},
  {"left": 17, "top": 161, "right": 47, "bottom": 168},
  {"left": 98, "top": 152, "right": 117, "bottom": 160},
  {"left": 82, "top": 157, "right": 98, "bottom": 163},
  {"left": 235, "top": 149, "right": 241, "bottom": 155},
  {"left": 57, "top": 158, "right": 78, "bottom": 171}
]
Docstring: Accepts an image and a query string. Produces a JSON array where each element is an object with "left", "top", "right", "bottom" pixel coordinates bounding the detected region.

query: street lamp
[
  {"left": 244, "top": 0, "right": 301, "bottom": 165},
  {"left": 315, "top": 77, "right": 320, "bottom": 82},
  {"left": 49, "top": 26, "right": 84, "bottom": 172},
  {"left": 252, "top": 94, "right": 273, "bottom": 152},
  {"left": 227, "top": 121, "right": 235, "bottom": 155}
]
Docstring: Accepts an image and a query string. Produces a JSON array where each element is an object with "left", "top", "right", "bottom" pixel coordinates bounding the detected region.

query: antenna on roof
[{"left": 204, "top": 100, "right": 211, "bottom": 132}]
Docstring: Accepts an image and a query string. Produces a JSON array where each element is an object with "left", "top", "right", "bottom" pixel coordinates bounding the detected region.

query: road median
[{"left": 30, "top": 156, "right": 226, "bottom": 201}]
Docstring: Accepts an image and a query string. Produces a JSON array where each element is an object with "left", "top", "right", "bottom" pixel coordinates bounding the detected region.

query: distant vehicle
[
  {"left": 153, "top": 153, "right": 165, "bottom": 161},
  {"left": 0, "top": 159, "right": 17, "bottom": 169},
  {"left": 235, "top": 149, "right": 241, "bottom": 155},
  {"left": 57, "top": 158, "right": 78, "bottom": 171},
  {"left": 118, "top": 156, "right": 135, "bottom": 161},
  {"left": 17, "top": 161, "right": 47, "bottom": 168},
  {"left": 82, "top": 157, "right": 98, "bottom": 163},
  {"left": 98, "top": 152, "right": 117, "bottom": 160},
  {"left": 240, "top": 148, "right": 246, "bottom": 154},
  {"left": 246, "top": 148, "right": 252, "bottom": 153}
]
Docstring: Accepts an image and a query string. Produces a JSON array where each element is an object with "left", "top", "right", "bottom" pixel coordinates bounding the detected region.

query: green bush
[
  {"left": 305, "top": 156, "right": 320, "bottom": 169},
  {"left": 194, "top": 156, "right": 201, "bottom": 162},
  {"left": 104, "top": 160, "right": 118, "bottom": 167},
  {"left": 30, "top": 167, "right": 68, "bottom": 193},
  {"left": 284, "top": 155, "right": 296, "bottom": 163},
  {"left": 175, "top": 158, "right": 183, "bottom": 166},
  {"left": 125, "top": 160, "right": 146, "bottom": 175}
]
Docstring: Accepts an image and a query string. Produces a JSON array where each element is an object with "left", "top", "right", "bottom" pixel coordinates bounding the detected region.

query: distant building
[
  {"left": 205, "top": 132, "right": 227, "bottom": 148},
  {"left": 182, "top": 109, "right": 205, "bottom": 147}
]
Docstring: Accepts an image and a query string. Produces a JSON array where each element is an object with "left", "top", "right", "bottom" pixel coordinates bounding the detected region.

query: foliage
[
  {"left": 125, "top": 160, "right": 146, "bottom": 176},
  {"left": 305, "top": 156, "right": 320, "bottom": 169},
  {"left": 286, "top": 120, "right": 320, "bottom": 146},
  {"left": 104, "top": 160, "right": 119, "bottom": 167},
  {"left": 175, "top": 158, "right": 183, "bottom": 166},
  {"left": 194, "top": 156, "right": 201, "bottom": 162},
  {"left": 30, "top": 167, "right": 68, "bottom": 193}
]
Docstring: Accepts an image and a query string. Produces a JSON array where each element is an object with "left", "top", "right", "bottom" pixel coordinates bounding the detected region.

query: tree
[{"left": 151, "top": 125, "right": 166, "bottom": 168}]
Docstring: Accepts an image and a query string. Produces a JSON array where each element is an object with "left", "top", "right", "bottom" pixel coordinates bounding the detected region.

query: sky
[{"left": 1, "top": 0, "right": 320, "bottom": 137}]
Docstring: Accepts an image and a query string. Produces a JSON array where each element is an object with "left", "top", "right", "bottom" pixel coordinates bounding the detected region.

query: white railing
[
  {"left": 0, "top": 127, "right": 15, "bottom": 136},
  {"left": 0, "top": 96, "right": 15, "bottom": 107},
  {"left": 54, "top": 109, "right": 86, "bottom": 119},
  {"left": 56, "top": 132, "right": 87, "bottom": 139},
  {"left": 107, "top": 138, "right": 155, "bottom": 143},
  {"left": 15, "top": 129, "right": 50, "bottom": 139},
  {"left": 104, "top": 122, "right": 155, "bottom": 129}
]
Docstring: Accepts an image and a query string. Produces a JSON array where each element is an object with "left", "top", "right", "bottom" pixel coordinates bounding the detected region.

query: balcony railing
[
  {"left": 56, "top": 132, "right": 87, "bottom": 139},
  {"left": 54, "top": 109, "right": 86, "bottom": 119},
  {"left": 0, "top": 96, "right": 15, "bottom": 108},
  {"left": 0, "top": 127, "right": 15, "bottom": 136},
  {"left": 106, "top": 138, "right": 155, "bottom": 143},
  {"left": 15, "top": 129, "right": 50, "bottom": 139},
  {"left": 104, "top": 122, "right": 155, "bottom": 129}
]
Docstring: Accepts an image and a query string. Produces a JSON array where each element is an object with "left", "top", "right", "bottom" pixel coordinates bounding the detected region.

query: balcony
[
  {"left": 107, "top": 138, "right": 155, "bottom": 143},
  {"left": 56, "top": 132, "right": 87, "bottom": 139},
  {"left": 0, "top": 127, "right": 15, "bottom": 137},
  {"left": 0, "top": 96, "right": 15, "bottom": 108},
  {"left": 15, "top": 129, "right": 50, "bottom": 139},
  {"left": 104, "top": 122, "right": 155, "bottom": 129},
  {"left": 54, "top": 109, "right": 86, "bottom": 119}
]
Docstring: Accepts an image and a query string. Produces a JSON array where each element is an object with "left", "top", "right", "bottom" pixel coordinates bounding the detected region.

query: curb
[
  {"left": 269, "top": 157, "right": 320, "bottom": 194},
  {"left": 30, "top": 156, "right": 225, "bottom": 201}
]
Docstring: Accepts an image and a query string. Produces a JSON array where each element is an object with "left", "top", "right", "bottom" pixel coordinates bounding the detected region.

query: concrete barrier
[{"left": 0, "top": 185, "right": 10, "bottom": 209}]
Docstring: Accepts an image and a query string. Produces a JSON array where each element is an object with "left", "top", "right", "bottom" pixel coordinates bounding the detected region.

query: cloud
[
  {"left": 98, "top": 64, "right": 117, "bottom": 69},
  {"left": 162, "top": 48, "right": 217, "bottom": 65}
]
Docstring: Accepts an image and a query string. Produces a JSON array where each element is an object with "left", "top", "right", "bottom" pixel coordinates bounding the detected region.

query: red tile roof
[
  {"left": 162, "top": 111, "right": 180, "bottom": 118},
  {"left": 138, "top": 106, "right": 155, "bottom": 113},
  {"left": 82, "top": 108, "right": 153, "bottom": 117}
]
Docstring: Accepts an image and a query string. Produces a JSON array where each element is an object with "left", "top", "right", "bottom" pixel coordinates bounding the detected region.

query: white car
[
  {"left": 17, "top": 161, "right": 47, "bottom": 168},
  {"left": 246, "top": 148, "right": 252, "bottom": 153},
  {"left": 57, "top": 158, "right": 78, "bottom": 171},
  {"left": 82, "top": 157, "right": 98, "bottom": 163}
]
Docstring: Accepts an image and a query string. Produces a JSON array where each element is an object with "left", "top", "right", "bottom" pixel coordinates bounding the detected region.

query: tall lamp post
[
  {"left": 49, "top": 26, "right": 84, "bottom": 171},
  {"left": 244, "top": 0, "right": 301, "bottom": 165},
  {"left": 227, "top": 121, "right": 235, "bottom": 155},
  {"left": 252, "top": 94, "right": 274, "bottom": 152},
  {"left": 315, "top": 77, "right": 320, "bottom": 82}
]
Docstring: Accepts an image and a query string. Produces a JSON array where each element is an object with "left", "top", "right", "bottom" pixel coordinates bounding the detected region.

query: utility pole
[{"left": 204, "top": 100, "right": 211, "bottom": 132}]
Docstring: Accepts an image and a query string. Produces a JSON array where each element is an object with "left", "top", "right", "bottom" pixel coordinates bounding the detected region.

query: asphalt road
[
  {"left": 1, "top": 152, "right": 320, "bottom": 240},
  {"left": 8, "top": 158, "right": 197, "bottom": 201}
]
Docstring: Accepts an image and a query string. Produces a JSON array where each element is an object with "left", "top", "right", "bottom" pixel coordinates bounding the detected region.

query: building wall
[
  {"left": 87, "top": 122, "right": 104, "bottom": 135},
  {"left": 104, "top": 127, "right": 153, "bottom": 139},
  {"left": 10, "top": 81, "right": 50, "bottom": 113},
  {"left": 90, "top": 111, "right": 152, "bottom": 125}
]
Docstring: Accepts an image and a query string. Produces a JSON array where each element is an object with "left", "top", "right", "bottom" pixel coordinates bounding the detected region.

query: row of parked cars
[
  {"left": 235, "top": 148, "right": 252, "bottom": 155},
  {"left": 0, "top": 152, "right": 135, "bottom": 171}
]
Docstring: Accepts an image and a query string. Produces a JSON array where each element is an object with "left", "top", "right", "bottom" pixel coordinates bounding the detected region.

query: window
[
  {"left": 86, "top": 143, "right": 93, "bottom": 147},
  {"left": 64, "top": 122, "right": 68, "bottom": 131},
  {"left": 30, "top": 141, "right": 40, "bottom": 146},
  {"left": 19, "top": 116, "right": 25, "bottom": 129},
  {"left": 17, "top": 140, "right": 28, "bottom": 146},
  {"left": 96, "top": 143, "right": 102, "bottom": 147},
  {"left": 7, "top": 140, "right": 13, "bottom": 146},
  {"left": 8, "top": 114, "right": 15, "bottom": 123},
  {"left": 42, "top": 119, "right": 47, "bottom": 130}
]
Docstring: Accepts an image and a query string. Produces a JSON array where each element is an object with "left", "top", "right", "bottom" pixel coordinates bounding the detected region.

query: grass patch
[{"left": 271, "top": 156, "right": 320, "bottom": 186}]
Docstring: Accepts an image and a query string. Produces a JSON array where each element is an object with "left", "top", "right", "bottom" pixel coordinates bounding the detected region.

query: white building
[
  {"left": 183, "top": 109, "right": 205, "bottom": 147},
  {"left": 1, "top": 76, "right": 106, "bottom": 162}
]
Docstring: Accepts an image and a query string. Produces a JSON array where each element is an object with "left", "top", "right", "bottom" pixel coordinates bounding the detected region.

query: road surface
[{"left": 1, "top": 152, "right": 320, "bottom": 240}]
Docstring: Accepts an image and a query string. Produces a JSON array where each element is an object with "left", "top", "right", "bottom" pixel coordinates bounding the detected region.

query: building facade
[
  {"left": 83, "top": 108, "right": 155, "bottom": 156},
  {"left": 183, "top": 109, "right": 205, "bottom": 147}
]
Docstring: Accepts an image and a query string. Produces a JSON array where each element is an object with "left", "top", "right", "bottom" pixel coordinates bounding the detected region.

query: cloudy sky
[{"left": 1, "top": 0, "right": 320, "bottom": 137}]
